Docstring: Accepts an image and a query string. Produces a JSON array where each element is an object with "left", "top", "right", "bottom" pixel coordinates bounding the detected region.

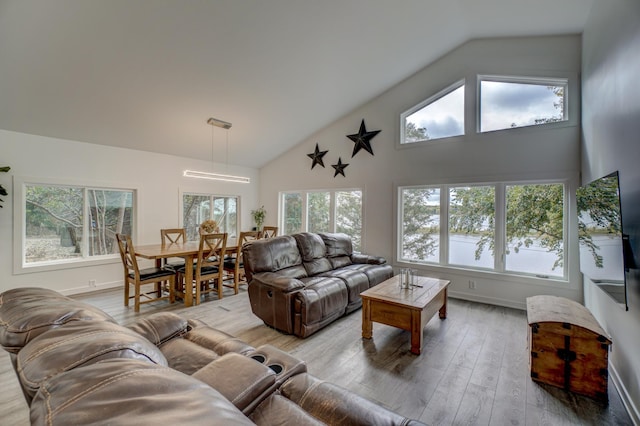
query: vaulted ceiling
[{"left": 0, "top": 0, "right": 594, "bottom": 168}]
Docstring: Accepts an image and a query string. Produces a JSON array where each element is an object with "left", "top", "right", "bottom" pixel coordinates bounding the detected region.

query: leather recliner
[
  {"left": 0, "top": 287, "right": 424, "bottom": 426},
  {"left": 243, "top": 232, "right": 393, "bottom": 337}
]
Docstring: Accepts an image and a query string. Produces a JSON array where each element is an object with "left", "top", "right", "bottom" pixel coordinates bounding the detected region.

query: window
[
  {"left": 398, "top": 181, "right": 566, "bottom": 280},
  {"left": 283, "top": 192, "right": 303, "bottom": 235},
  {"left": 505, "top": 183, "right": 564, "bottom": 277},
  {"left": 281, "top": 189, "right": 363, "bottom": 251},
  {"left": 308, "top": 191, "right": 330, "bottom": 233},
  {"left": 448, "top": 186, "right": 495, "bottom": 269},
  {"left": 183, "top": 193, "right": 238, "bottom": 240},
  {"left": 479, "top": 76, "right": 568, "bottom": 133},
  {"left": 401, "top": 80, "right": 465, "bottom": 144},
  {"left": 400, "top": 187, "right": 440, "bottom": 262},
  {"left": 22, "top": 183, "right": 133, "bottom": 267},
  {"left": 336, "top": 190, "right": 363, "bottom": 251}
]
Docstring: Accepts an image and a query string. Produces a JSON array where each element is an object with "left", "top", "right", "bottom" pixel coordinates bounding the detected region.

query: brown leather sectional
[
  {"left": 0, "top": 287, "right": 424, "bottom": 425},
  {"left": 243, "top": 232, "right": 393, "bottom": 337}
]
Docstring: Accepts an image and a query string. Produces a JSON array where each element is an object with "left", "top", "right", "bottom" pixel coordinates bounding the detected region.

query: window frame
[
  {"left": 279, "top": 188, "right": 364, "bottom": 251},
  {"left": 397, "top": 179, "right": 568, "bottom": 282},
  {"left": 477, "top": 74, "right": 569, "bottom": 134},
  {"left": 400, "top": 79, "right": 465, "bottom": 146},
  {"left": 13, "top": 176, "right": 138, "bottom": 274}
]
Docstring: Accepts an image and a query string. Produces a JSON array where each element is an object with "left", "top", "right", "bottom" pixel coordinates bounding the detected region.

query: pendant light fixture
[{"left": 183, "top": 117, "right": 250, "bottom": 184}]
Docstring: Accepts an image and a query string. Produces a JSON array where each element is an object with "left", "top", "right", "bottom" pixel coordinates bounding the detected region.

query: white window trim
[
  {"left": 477, "top": 74, "right": 569, "bottom": 134},
  {"left": 399, "top": 79, "right": 466, "bottom": 147},
  {"left": 13, "top": 176, "right": 139, "bottom": 275},
  {"left": 396, "top": 178, "right": 569, "bottom": 283}
]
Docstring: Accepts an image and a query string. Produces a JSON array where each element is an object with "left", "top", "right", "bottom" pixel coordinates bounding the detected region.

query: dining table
[{"left": 135, "top": 240, "right": 238, "bottom": 307}]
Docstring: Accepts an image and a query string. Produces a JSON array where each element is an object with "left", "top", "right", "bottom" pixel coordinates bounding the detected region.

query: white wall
[
  {"left": 582, "top": 0, "right": 640, "bottom": 422},
  {"left": 1, "top": 129, "right": 259, "bottom": 295},
  {"left": 260, "top": 35, "right": 583, "bottom": 310}
]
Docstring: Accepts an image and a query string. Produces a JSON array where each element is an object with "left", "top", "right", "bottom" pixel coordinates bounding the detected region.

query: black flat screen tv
[{"left": 576, "top": 171, "right": 629, "bottom": 309}]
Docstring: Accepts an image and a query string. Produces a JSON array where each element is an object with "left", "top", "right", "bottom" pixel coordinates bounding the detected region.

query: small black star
[
  {"left": 332, "top": 157, "right": 349, "bottom": 177},
  {"left": 346, "top": 119, "right": 381, "bottom": 157},
  {"left": 307, "top": 143, "right": 328, "bottom": 169}
]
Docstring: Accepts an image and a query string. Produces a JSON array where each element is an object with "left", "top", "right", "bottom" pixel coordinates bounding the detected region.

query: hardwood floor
[{"left": 0, "top": 287, "right": 633, "bottom": 425}]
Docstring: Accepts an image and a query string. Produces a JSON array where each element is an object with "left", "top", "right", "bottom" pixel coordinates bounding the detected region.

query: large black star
[
  {"left": 307, "top": 143, "right": 328, "bottom": 169},
  {"left": 332, "top": 157, "right": 349, "bottom": 177},
  {"left": 346, "top": 119, "right": 381, "bottom": 157}
]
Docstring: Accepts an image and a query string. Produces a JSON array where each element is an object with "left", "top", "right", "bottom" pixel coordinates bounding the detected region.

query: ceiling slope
[{"left": 0, "top": 0, "right": 593, "bottom": 168}]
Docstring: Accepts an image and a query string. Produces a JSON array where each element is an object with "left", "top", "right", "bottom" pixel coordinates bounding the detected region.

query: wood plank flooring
[{"left": 0, "top": 287, "right": 633, "bottom": 425}]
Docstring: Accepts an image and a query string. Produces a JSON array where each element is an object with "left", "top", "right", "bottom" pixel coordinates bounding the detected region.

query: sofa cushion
[
  {"left": 159, "top": 319, "right": 255, "bottom": 375},
  {"left": 127, "top": 312, "right": 189, "bottom": 345},
  {"left": 318, "top": 268, "right": 370, "bottom": 312},
  {"left": 0, "top": 287, "right": 116, "bottom": 354},
  {"left": 319, "top": 232, "right": 353, "bottom": 257},
  {"left": 242, "top": 235, "right": 305, "bottom": 281},
  {"left": 17, "top": 320, "right": 167, "bottom": 401},
  {"left": 344, "top": 263, "right": 394, "bottom": 287},
  {"left": 328, "top": 255, "right": 353, "bottom": 269},
  {"left": 295, "top": 277, "right": 347, "bottom": 337},
  {"left": 294, "top": 232, "right": 333, "bottom": 276},
  {"left": 30, "top": 359, "right": 255, "bottom": 426}
]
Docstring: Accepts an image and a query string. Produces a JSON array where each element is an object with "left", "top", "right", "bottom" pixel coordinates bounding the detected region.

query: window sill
[
  {"left": 14, "top": 255, "right": 121, "bottom": 275},
  {"left": 396, "top": 260, "right": 574, "bottom": 290}
]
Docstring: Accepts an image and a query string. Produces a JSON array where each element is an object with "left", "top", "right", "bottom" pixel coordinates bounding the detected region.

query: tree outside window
[
  {"left": 183, "top": 193, "right": 237, "bottom": 240},
  {"left": 399, "top": 182, "right": 567, "bottom": 279},
  {"left": 25, "top": 184, "right": 133, "bottom": 264},
  {"left": 400, "top": 187, "right": 440, "bottom": 263},
  {"left": 281, "top": 190, "right": 363, "bottom": 251}
]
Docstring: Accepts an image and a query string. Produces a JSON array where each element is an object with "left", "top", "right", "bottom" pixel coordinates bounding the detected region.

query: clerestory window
[
  {"left": 478, "top": 75, "right": 568, "bottom": 133},
  {"left": 401, "top": 80, "right": 465, "bottom": 144}
]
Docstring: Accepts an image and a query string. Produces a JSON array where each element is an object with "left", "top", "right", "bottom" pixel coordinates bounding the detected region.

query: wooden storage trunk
[{"left": 526, "top": 295, "right": 612, "bottom": 403}]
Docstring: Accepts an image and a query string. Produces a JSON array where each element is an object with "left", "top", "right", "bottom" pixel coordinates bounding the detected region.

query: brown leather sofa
[
  {"left": 242, "top": 232, "right": 393, "bottom": 337},
  {"left": 0, "top": 287, "right": 424, "bottom": 426}
]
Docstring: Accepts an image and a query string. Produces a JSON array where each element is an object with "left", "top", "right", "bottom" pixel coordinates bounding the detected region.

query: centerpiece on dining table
[{"left": 199, "top": 219, "right": 219, "bottom": 235}]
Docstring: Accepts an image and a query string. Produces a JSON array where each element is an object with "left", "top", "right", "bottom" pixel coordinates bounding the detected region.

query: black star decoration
[
  {"left": 346, "top": 119, "right": 381, "bottom": 157},
  {"left": 307, "top": 143, "right": 328, "bottom": 169},
  {"left": 332, "top": 157, "right": 349, "bottom": 177}
]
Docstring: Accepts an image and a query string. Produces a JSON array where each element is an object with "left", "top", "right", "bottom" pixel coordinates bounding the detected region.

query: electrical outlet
[
  {"left": 89, "top": 279, "right": 96, "bottom": 288},
  {"left": 468, "top": 280, "right": 476, "bottom": 289}
]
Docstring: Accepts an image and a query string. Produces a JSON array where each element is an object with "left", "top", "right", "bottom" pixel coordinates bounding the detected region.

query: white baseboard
[
  {"left": 609, "top": 362, "right": 640, "bottom": 425},
  {"left": 60, "top": 280, "right": 121, "bottom": 296},
  {"left": 448, "top": 290, "right": 526, "bottom": 311}
]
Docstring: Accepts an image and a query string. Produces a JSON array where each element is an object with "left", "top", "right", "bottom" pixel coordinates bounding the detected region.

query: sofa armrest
[
  {"left": 351, "top": 253, "right": 387, "bottom": 265},
  {"left": 251, "top": 272, "right": 306, "bottom": 293},
  {"left": 280, "top": 373, "right": 426, "bottom": 426},
  {"left": 248, "top": 274, "right": 306, "bottom": 335},
  {"left": 193, "top": 352, "right": 276, "bottom": 414}
]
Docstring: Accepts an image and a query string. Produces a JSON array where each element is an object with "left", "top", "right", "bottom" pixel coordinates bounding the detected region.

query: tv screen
[{"left": 576, "top": 171, "right": 628, "bottom": 309}]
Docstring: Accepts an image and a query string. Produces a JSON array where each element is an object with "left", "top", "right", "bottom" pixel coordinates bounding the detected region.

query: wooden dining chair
[
  {"left": 223, "top": 230, "right": 261, "bottom": 294},
  {"left": 177, "top": 232, "right": 227, "bottom": 304},
  {"left": 160, "top": 228, "right": 187, "bottom": 271},
  {"left": 260, "top": 226, "right": 278, "bottom": 239},
  {"left": 116, "top": 234, "right": 176, "bottom": 313}
]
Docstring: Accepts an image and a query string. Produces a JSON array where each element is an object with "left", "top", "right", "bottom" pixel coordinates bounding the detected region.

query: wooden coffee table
[{"left": 361, "top": 275, "right": 450, "bottom": 355}]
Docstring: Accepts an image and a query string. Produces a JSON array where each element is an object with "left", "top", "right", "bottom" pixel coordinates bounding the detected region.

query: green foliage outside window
[{"left": 0, "top": 166, "right": 9, "bottom": 208}]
